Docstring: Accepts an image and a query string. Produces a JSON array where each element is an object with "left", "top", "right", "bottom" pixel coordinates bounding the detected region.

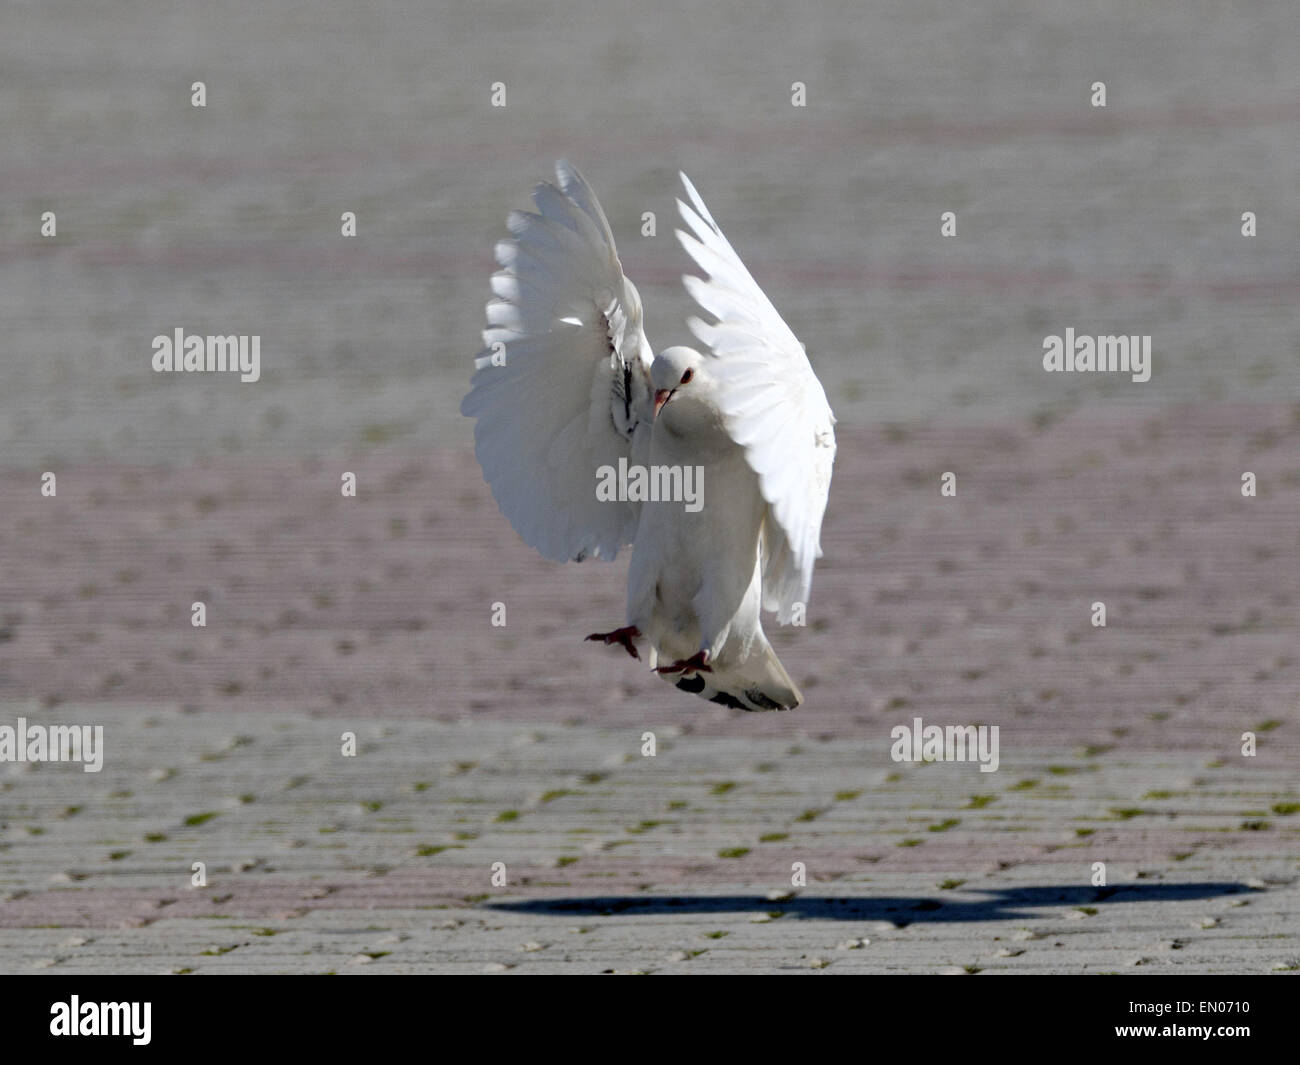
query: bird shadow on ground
[{"left": 486, "top": 882, "right": 1252, "bottom": 924}]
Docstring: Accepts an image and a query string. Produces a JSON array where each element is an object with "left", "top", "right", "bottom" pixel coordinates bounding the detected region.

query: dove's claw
[
  {"left": 585, "top": 625, "right": 641, "bottom": 660},
  {"left": 656, "top": 651, "right": 712, "bottom": 675}
]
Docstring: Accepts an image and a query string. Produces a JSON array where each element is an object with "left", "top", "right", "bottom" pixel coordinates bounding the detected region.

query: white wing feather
[
  {"left": 675, "top": 173, "right": 836, "bottom": 623},
  {"left": 461, "top": 161, "right": 654, "bottom": 563}
]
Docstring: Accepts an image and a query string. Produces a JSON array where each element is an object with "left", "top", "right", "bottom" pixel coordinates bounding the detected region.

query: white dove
[{"left": 460, "top": 162, "right": 835, "bottom": 711}]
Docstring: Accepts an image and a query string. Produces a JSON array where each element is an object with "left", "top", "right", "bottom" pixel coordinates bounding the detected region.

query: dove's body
[
  {"left": 628, "top": 392, "right": 802, "bottom": 711},
  {"left": 462, "top": 162, "right": 834, "bottom": 712}
]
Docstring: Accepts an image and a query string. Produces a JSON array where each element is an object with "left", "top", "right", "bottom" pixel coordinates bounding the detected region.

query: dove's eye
[{"left": 680, "top": 368, "right": 694, "bottom": 384}]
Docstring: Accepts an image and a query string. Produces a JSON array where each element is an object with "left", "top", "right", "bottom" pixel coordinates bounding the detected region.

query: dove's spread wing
[
  {"left": 675, "top": 173, "right": 836, "bottom": 623},
  {"left": 461, "top": 161, "right": 654, "bottom": 563}
]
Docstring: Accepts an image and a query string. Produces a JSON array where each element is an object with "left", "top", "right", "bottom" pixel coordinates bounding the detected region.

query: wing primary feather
[
  {"left": 461, "top": 163, "right": 655, "bottom": 566},
  {"left": 674, "top": 171, "right": 837, "bottom": 623}
]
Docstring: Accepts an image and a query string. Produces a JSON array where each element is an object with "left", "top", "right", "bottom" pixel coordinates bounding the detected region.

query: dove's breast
[{"left": 627, "top": 416, "right": 767, "bottom": 660}]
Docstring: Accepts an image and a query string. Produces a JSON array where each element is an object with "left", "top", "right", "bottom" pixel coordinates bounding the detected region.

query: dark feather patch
[
  {"left": 676, "top": 675, "right": 706, "bottom": 694},
  {"left": 745, "top": 689, "right": 784, "bottom": 711}
]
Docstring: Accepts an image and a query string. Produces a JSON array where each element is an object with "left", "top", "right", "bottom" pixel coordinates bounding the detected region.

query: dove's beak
[{"left": 653, "top": 388, "right": 674, "bottom": 420}]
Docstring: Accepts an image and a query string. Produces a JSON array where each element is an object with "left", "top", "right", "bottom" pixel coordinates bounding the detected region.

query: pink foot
[
  {"left": 585, "top": 625, "right": 641, "bottom": 661},
  {"left": 656, "top": 650, "right": 712, "bottom": 675}
]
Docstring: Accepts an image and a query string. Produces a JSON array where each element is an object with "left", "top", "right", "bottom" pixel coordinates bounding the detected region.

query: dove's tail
[{"left": 670, "top": 645, "right": 803, "bottom": 712}]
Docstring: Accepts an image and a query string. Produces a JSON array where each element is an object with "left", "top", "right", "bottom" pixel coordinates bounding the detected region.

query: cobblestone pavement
[
  {"left": 2, "top": 407, "right": 1298, "bottom": 973},
  {"left": 1, "top": 708, "right": 1297, "bottom": 974},
  {"left": 2, "top": 0, "right": 1298, "bottom": 975}
]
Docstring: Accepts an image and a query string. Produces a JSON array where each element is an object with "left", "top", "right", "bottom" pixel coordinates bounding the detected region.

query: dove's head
[{"left": 651, "top": 346, "right": 713, "bottom": 425}]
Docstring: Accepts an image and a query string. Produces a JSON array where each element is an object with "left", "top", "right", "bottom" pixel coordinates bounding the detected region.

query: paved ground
[
  {"left": 2, "top": 407, "right": 1298, "bottom": 973},
  {"left": 4, "top": 1, "right": 1300, "bottom": 467},
  {"left": 1, "top": 708, "right": 1297, "bottom": 974},
  {"left": 1, "top": 1, "right": 1298, "bottom": 973}
]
